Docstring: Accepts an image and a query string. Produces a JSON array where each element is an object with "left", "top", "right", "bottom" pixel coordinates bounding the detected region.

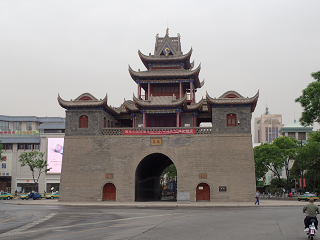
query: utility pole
[{"left": 291, "top": 178, "right": 297, "bottom": 195}]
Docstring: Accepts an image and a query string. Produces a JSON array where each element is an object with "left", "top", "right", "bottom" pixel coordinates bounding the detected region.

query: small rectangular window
[
  {"left": 162, "top": 87, "right": 166, "bottom": 93},
  {"left": 18, "top": 144, "right": 25, "bottom": 150},
  {"left": 33, "top": 144, "right": 40, "bottom": 150},
  {"left": 0, "top": 121, "right": 9, "bottom": 131},
  {"left": 298, "top": 132, "right": 306, "bottom": 140},
  {"left": 25, "top": 144, "right": 32, "bottom": 150},
  {"left": 288, "top": 132, "right": 295, "bottom": 138},
  {"left": 6, "top": 144, "right": 12, "bottom": 150},
  {"left": 175, "top": 87, "right": 179, "bottom": 93},
  {"left": 171, "top": 87, "right": 174, "bottom": 92},
  {"left": 27, "top": 122, "right": 32, "bottom": 130},
  {"left": 13, "top": 122, "right": 20, "bottom": 131},
  {"left": 265, "top": 127, "right": 268, "bottom": 142}
]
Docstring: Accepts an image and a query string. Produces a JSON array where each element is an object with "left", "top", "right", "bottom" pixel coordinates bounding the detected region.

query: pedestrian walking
[{"left": 255, "top": 190, "right": 260, "bottom": 205}]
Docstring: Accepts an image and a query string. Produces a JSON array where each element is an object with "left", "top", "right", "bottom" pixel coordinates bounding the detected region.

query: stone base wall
[{"left": 59, "top": 133, "right": 256, "bottom": 202}]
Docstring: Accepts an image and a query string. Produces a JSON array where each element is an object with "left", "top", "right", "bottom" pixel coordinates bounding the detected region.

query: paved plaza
[{"left": 1, "top": 199, "right": 318, "bottom": 240}]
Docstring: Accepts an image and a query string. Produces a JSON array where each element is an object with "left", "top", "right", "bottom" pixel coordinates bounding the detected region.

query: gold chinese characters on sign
[
  {"left": 105, "top": 174, "right": 113, "bottom": 179},
  {"left": 199, "top": 173, "right": 207, "bottom": 179},
  {"left": 151, "top": 138, "right": 162, "bottom": 146}
]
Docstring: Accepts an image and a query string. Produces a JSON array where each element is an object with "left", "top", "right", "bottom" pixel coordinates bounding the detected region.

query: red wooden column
[
  {"left": 193, "top": 115, "right": 196, "bottom": 127},
  {"left": 179, "top": 81, "right": 182, "bottom": 99},
  {"left": 132, "top": 114, "right": 135, "bottom": 128},
  {"left": 176, "top": 112, "right": 180, "bottom": 127},
  {"left": 143, "top": 112, "right": 146, "bottom": 127},
  {"left": 148, "top": 82, "right": 150, "bottom": 100}
]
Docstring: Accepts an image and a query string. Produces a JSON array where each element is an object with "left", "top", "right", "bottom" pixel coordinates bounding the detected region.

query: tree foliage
[
  {"left": 254, "top": 137, "right": 298, "bottom": 192},
  {"left": 295, "top": 71, "right": 320, "bottom": 126},
  {"left": 18, "top": 151, "right": 51, "bottom": 191},
  {"left": 162, "top": 164, "right": 177, "bottom": 177},
  {"left": 292, "top": 131, "right": 320, "bottom": 192}
]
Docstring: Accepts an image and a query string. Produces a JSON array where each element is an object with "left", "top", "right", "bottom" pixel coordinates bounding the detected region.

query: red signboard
[
  {"left": 299, "top": 178, "right": 306, "bottom": 187},
  {"left": 123, "top": 129, "right": 195, "bottom": 135},
  {"left": 299, "top": 178, "right": 302, "bottom": 187}
]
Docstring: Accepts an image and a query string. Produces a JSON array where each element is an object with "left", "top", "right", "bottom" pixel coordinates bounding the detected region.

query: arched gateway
[{"left": 135, "top": 153, "right": 175, "bottom": 202}]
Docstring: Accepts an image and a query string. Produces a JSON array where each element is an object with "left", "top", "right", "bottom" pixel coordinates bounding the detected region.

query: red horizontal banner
[{"left": 123, "top": 129, "right": 195, "bottom": 135}]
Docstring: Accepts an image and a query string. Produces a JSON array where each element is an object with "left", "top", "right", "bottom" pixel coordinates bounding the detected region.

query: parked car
[
  {"left": 20, "top": 194, "right": 29, "bottom": 200},
  {"left": 27, "top": 192, "right": 43, "bottom": 200},
  {"left": 297, "top": 192, "right": 319, "bottom": 201},
  {"left": 46, "top": 192, "right": 59, "bottom": 199},
  {"left": 0, "top": 192, "right": 13, "bottom": 200}
]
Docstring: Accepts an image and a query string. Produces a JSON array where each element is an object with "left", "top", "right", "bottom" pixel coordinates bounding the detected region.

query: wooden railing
[{"left": 101, "top": 127, "right": 212, "bottom": 136}]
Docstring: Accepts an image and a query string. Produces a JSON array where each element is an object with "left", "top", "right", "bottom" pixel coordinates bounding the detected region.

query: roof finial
[
  {"left": 166, "top": 27, "right": 169, "bottom": 36},
  {"left": 264, "top": 103, "right": 270, "bottom": 115}
]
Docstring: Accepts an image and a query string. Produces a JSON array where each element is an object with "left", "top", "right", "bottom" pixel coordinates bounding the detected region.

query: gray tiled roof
[
  {"left": 37, "top": 122, "right": 65, "bottom": 130},
  {"left": 133, "top": 94, "right": 187, "bottom": 108},
  {"left": 138, "top": 48, "right": 193, "bottom": 69},
  {"left": 0, "top": 115, "right": 65, "bottom": 123},
  {"left": 206, "top": 90, "right": 259, "bottom": 112},
  {"left": 0, "top": 138, "right": 40, "bottom": 144},
  {"left": 129, "top": 65, "right": 200, "bottom": 78}
]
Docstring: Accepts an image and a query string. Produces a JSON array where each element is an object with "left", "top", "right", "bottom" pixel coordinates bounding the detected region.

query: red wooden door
[
  {"left": 196, "top": 183, "right": 210, "bottom": 201},
  {"left": 103, "top": 183, "right": 116, "bottom": 201}
]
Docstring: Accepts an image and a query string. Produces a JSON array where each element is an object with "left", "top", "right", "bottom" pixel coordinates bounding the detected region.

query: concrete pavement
[{"left": 2, "top": 198, "right": 316, "bottom": 207}]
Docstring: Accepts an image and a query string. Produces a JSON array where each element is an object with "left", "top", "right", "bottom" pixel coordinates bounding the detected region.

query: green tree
[
  {"left": 272, "top": 137, "right": 298, "bottom": 192},
  {"left": 254, "top": 143, "right": 284, "bottom": 186},
  {"left": 295, "top": 71, "right": 320, "bottom": 126},
  {"left": 162, "top": 164, "right": 177, "bottom": 177},
  {"left": 18, "top": 151, "right": 51, "bottom": 192}
]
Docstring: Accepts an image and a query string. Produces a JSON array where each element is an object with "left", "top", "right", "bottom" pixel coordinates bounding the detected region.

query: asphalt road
[{"left": 0, "top": 201, "right": 312, "bottom": 240}]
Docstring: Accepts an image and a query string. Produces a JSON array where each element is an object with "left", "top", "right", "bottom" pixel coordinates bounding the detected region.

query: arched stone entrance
[
  {"left": 196, "top": 183, "right": 210, "bottom": 201},
  {"left": 135, "top": 153, "right": 175, "bottom": 202},
  {"left": 103, "top": 183, "right": 116, "bottom": 201}
]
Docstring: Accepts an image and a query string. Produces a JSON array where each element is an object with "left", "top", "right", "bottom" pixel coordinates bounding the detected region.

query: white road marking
[
  {"left": 0, "top": 213, "right": 57, "bottom": 237},
  {"left": 0, "top": 212, "right": 180, "bottom": 237}
]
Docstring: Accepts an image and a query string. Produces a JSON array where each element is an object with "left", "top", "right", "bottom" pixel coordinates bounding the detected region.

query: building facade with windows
[
  {"left": 58, "top": 30, "right": 259, "bottom": 202},
  {"left": 279, "top": 120, "right": 313, "bottom": 142},
  {"left": 0, "top": 115, "right": 65, "bottom": 193},
  {"left": 254, "top": 107, "right": 284, "bottom": 143}
]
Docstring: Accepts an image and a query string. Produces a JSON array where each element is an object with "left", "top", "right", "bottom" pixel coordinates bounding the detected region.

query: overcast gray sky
[{"left": 1, "top": 1, "right": 320, "bottom": 128}]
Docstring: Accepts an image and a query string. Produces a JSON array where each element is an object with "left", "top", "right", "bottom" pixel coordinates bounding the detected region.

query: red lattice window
[
  {"left": 79, "top": 115, "right": 88, "bottom": 128},
  {"left": 227, "top": 114, "right": 236, "bottom": 127},
  {"left": 104, "top": 117, "right": 106, "bottom": 128}
]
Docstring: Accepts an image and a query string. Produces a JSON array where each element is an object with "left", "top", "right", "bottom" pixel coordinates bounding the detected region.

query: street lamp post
[{"left": 291, "top": 178, "right": 297, "bottom": 195}]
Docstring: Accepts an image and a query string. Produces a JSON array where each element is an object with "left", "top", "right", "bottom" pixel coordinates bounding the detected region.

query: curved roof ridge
[
  {"left": 133, "top": 94, "right": 187, "bottom": 108},
  {"left": 74, "top": 92, "right": 99, "bottom": 101},
  {"left": 138, "top": 48, "right": 193, "bottom": 70},
  {"left": 185, "top": 98, "right": 204, "bottom": 111},
  {"left": 218, "top": 90, "right": 244, "bottom": 99},
  {"left": 58, "top": 93, "right": 109, "bottom": 110},
  {"left": 206, "top": 90, "right": 259, "bottom": 113}
]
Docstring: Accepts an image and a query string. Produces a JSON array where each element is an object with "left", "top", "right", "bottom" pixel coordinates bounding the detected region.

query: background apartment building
[
  {"left": 0, "top": 115, "right": 65, "bottom": 193},
  {"left": 254, "top": 107, "right": 284, "bottom": 144}
]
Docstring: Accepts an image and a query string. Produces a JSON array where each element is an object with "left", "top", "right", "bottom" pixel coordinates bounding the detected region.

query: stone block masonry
[{"left": 59, "top": 133, "right": 256, "bottom": 202}]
